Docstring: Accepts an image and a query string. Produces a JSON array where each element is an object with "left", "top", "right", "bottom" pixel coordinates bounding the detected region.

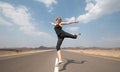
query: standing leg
[
  {"left": 57, "top": 50, "right": 62, "bottom": 63},
  {"left": 56, "top": 38, "right": 64, "bottom": 62}
]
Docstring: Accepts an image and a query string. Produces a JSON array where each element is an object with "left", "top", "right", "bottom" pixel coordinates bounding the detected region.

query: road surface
[{"left": 0, "top": 50, "right": 120, "bottom": 72}]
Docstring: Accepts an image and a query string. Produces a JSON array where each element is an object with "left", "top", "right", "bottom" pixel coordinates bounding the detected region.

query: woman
[{"left": 51, "top": 17, "right": 80, "bottom": 64}]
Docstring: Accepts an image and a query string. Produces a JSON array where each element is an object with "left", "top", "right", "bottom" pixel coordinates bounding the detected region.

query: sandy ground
[
  {"left": 0, "top": 50, "right": 51, "bottom": 57},
  {"left": 1, "top": 49, "right": 120, "bottom": 60},
  {"left": 65, "top": 49, "right": 120, "bottom": 58}
]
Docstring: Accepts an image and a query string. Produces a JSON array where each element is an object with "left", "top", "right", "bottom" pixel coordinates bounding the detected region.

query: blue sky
[{"left": 0, "top": 0, "right": 120, "bottom": 48}]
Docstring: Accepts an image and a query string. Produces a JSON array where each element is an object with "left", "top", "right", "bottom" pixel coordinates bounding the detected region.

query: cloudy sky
[{"left": 0, "top": 0, "right": 120, "bottom": 48}]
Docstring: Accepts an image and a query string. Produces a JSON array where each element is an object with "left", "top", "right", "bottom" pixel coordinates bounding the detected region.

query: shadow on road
[{"left": 59, "top": 59, "right": 87, "bottom": 71}]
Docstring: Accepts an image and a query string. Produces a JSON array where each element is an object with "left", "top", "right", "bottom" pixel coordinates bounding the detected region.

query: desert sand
[
  {"left": 65, "top": 49, "right": 120, "bottom": 58},
  {"left": 0, "top": 50, "right": 51, "bottom": 57}
]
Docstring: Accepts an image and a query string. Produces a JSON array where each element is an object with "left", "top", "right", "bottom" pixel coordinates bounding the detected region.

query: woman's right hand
[
  {"left": 50, "top": 22, "right": 56, "bottom": 26},
  {"left": 75, "top": 20, "right": 79, "bottom": 23}
]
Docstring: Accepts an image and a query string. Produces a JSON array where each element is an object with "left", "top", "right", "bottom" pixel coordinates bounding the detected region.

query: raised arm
[
  {"left": 61, "top": 20, "right": 79, "bottom": 25},
  {"left": 50, "top": 22, "right": 56, "bottom": 26}
]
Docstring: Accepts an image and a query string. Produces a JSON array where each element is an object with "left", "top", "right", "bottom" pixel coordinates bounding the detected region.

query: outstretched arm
[
  {"left": 50, "top": 22, "right": 56, "bottom": 26},
  {"left": 61, "top": 20, "right": 79, "bottom": 25}
]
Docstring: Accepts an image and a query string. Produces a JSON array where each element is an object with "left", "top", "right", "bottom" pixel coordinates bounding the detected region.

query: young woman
[{"left": 51, "top": 17, "right": 80, "bottom": 64}]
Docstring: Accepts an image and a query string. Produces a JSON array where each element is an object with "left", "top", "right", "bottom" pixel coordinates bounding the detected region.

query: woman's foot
[
  {"left": 58, "top": 61, "right": 63, "bottom": 64},
  {"left": 75, "top": 33, "right": 81, "bottom": 36},
  {"left": 55, "top": 61, "right": 63, "bottom": 67}
]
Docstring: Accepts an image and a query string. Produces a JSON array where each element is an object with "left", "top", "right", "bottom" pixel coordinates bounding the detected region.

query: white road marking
[{"left": 54, "top": 58, "right": 59, "bottom": 72}]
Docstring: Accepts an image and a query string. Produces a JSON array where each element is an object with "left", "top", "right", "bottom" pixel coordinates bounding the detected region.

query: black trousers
[{"left": 56, "top": 32, "right": 77, "bottom": 51}]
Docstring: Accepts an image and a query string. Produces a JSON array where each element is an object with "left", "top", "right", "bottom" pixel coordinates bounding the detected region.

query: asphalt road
[
  {"left": 0, "top": 51, "right": 56, "bottom": 72},
  {"left": 0, "top": 50, "right": 120, "bottom": 72}
]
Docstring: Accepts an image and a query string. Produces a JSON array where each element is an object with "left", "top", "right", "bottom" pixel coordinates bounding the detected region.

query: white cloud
[
  {"left": 85, "top": 2, "right": 94, "bottom": 11},
  {"left": 35, "top": 0, "right": 57, "bottom": 12},
  {"left": 0, "top": 1, "right": 51, "bottom": 38},
  {"left": 66, "top": 0, "right": 120, "bottom": 23},
  {"left": 35, "top": 0, "right": 57, "bottom": 8},
  {"left": 0, "top": 17, "right": 12, "bottom": 26},
  {"left": 66, "top": 27, "right": 80, "bottom": 32},
  {"left": 65, "top": 17, "right": 76, "bottom": 22}
]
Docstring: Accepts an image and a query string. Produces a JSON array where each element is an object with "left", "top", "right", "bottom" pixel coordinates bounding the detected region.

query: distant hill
[{"left": 0, "top": 46, "right": 120, "bottom": 51}]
